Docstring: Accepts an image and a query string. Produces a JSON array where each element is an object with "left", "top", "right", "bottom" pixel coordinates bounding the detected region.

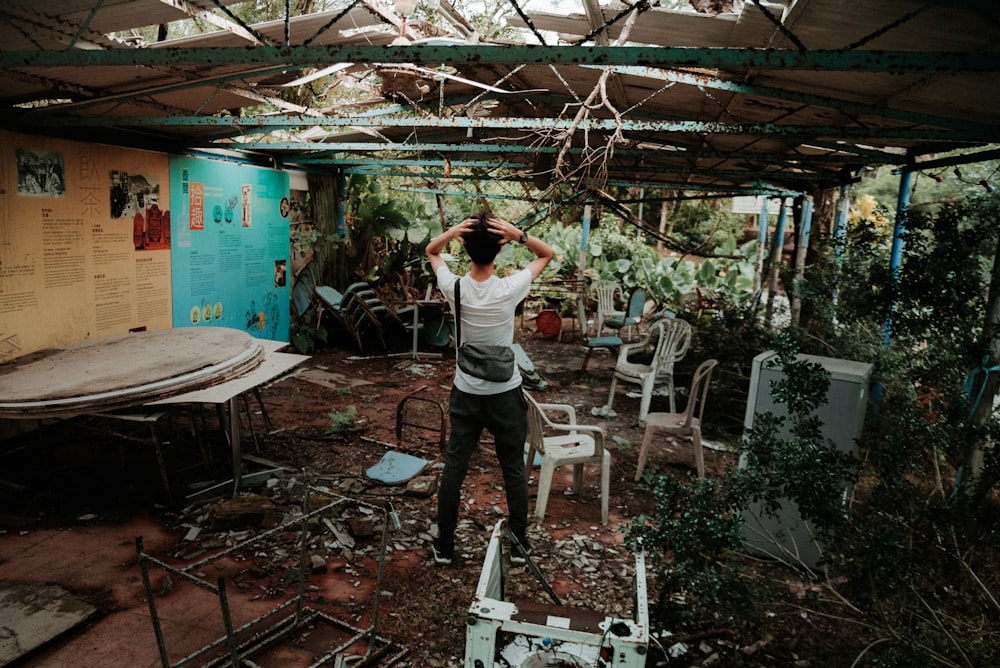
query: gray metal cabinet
[{"left": 740, "top": 351, "right": 873, "bottom": 569}]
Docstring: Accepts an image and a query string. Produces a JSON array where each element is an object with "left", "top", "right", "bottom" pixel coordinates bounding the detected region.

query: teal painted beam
[
  {"left": 3, "top": 46, "right": 997, "bottom": 73},
  {"left": 329, "top": 157, "right": 827, "bottom": 181},
  {"left": 336, "top": 158, "right": 521, "bottom": 168},
  {"left": 618, "top": 192, "right": 787, "bottom": 203},
  {"left": 365, "top": 186, "right": 793, "bottom": 203},
  {"left": 335, "top": 166, "right": 798, "bottom": 191},
  {"left": 31, "top": 114, "right": 1000, "bottom": 141},
  {"left": 396, "top": 187, "right": 534, "bottom": 200},
  {"left": 585, "top": 64, "right": 996, "bottom": 134},
  {"left": 897, "top": 147, "right": 1000, "bottom": 172},
  {"left": 203, "top": 141, "right": 561, "bottom": 154},
  {"left": 192, "top": 140, "right": 890, "bottom": 165},
  {"left": 226, "top": 142, "right": 896, "bottom": 169},
  {"left": 295, "top": 153, "right": 839, "bottom": 176}
]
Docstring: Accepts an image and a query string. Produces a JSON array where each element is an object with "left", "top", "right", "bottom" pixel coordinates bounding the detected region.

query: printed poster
[
  {"left": 0, "top": 130, "right": 172, "bottom": 360},
  {"left": 169, "top": 156, "right": 290, "bottom": 342}
]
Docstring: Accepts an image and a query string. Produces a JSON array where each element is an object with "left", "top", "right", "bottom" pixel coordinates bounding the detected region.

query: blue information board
[{"left": 169, "top": 156, "right": 290, "bottom": 341}]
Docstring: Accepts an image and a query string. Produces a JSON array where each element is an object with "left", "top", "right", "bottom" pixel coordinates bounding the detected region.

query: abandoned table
[
  {"left": 152, "top": 341, "right": 308, "bottom": 498},
  {"left": 0, "top": 327, "right": 305, "bottom": 497},
  {"left": 0, "top": 327, "right": 264, "bottom": 418}
]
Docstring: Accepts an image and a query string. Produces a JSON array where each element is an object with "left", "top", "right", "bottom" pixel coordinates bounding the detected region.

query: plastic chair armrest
[
  {"left": 536, "top": 401, "right": 578, "bottom": 424},
  {"left": 545, "top": 422, "right": 606, "bottom": 447}
]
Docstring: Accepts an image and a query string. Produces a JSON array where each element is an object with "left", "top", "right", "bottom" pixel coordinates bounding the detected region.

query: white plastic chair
[
  {"left": 591, "top": 280, "right": 623, "bottom": 337},
  {"left": 524, "top": 391, "right": 610, "bottom": 525},
  {"left": 635, "top": 358, "right": 718, "bottom": 479},
  {"left": 595, "top": 318, "right": 692, "bottom": 422}
]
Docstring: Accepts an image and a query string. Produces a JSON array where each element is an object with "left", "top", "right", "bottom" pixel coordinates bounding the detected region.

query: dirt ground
[{"left": 0, "top": 324, "right": 749, "bottom": 667}]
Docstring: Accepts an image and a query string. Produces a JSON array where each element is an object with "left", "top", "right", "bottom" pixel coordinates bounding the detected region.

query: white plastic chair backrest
[
  {"left": 682, "top": 358, "right": 719, "bottom": 427},
  {"left": 524, "top": 391, "right": 548, "bottom": 455},
  {"left": 652, "top": 318, "right": 692, "bottom": 374},
  {"left": 592, "top": 280, "right": 620, "bottom": 313}
]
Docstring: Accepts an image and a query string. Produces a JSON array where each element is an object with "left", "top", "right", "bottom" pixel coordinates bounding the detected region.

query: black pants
[{"left": 435, "top": 386, "right": 529, "bottom": 555}]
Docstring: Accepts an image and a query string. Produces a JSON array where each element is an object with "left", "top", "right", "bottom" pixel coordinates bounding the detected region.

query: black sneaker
[
  {"left": 509, "top": 539, "right": 531, "bottom": 566},
  {"left": 431, "top": 543, "right": 453, "bottom": 566}
]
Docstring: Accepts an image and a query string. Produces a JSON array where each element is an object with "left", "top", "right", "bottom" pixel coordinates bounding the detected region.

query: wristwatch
[{"left": 518, "top": 230, "right": 528, "bottom": 244}]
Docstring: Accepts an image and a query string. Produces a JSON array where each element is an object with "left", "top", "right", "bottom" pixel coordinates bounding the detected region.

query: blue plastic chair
[{"left": 604, "top": 288, "right": 646, "bottom": 341}]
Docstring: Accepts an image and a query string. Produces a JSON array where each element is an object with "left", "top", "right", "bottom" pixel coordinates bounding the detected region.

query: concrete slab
[
  {"left": 0, "top": 581, "right": 97, "bottom": 666},
  {"left": 296, "top": 367, "right": 373, "bottom": 390}
]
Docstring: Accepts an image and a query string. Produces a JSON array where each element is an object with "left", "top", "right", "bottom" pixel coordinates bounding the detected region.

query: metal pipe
[
  {"left": 295, "top": 484, "right": 312, "bottom": 626},
  {"left": 765, "top": 198, "right": 789, "bottom": 326},
  {"left": 790, "top": 196, "right": 814, "bottom": 328},
  {"left": 367, "top": 502, "right": 399, "bottom": 657},
  {"left": 136, "top": 537, "right": 171, "bottom": 668},
  {"left": 753, "top": 196, "right": 770, "bottom": 293},
  {"left": 217, "top": 577, "right": 241, "bottom": 668},
  {"left": 883, "top": 170, "right": 914, "bottom": 346},
  {"left": 579, "top": 204, "right": 593, "bottom": 335},
  {"left": 831, "top": 184, "right": 850, "bottom": 311}
]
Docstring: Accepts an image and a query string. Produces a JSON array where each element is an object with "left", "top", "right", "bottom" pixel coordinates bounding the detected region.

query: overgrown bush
[{"left": 626, "top": 194, "right": 1000, "bottom": 666}]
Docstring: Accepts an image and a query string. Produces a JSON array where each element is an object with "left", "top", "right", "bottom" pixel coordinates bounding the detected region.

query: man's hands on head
[
  {"left": 486, "top": 217, "right": 521, "bottom": 244},
  {"left": 447, "top": 218, "right": 475, "bottom": 245}
]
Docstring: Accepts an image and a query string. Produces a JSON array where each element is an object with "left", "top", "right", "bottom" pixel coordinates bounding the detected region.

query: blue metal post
[
  {"left": 765, "top": 199, "right": 789, "bottom": 325},
  {"left": 883, "top": 170, "right": 913, "bottom": 346},
  {"left": 772, "top": 200, "right": 788, "bottom": 266},
  {"left": 754, "top": 197, "right": 769, "bottom": 293},
  {"left": 578, "top": 204, "right": 593, "bottom": 334},
  {"left": 800, "top": 197, "right": 813, "bottom": 247},
  {"left": 581, "top": 202, "right": 592, "bottom": 250},
  {"left": 336, "top": 170, "right": 347, "bottom": 236},
  {"left": 831, "top": 185, "right": 850, "bottom": 312},
  {"left": 789, "top": 196, "right": 813, "bottom": 327},
  {"left": 833, "top": 185, "right": 849, "bottom": 260}
]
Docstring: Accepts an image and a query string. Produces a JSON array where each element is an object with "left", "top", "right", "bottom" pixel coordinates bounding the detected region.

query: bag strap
[{"left": 454, "top": 279, "right": 462, "bottom": 349}]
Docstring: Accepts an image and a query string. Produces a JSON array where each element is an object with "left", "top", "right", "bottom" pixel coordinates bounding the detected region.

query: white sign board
[{"left": 731, "top": 195, "right": 786, "bottom": 215}]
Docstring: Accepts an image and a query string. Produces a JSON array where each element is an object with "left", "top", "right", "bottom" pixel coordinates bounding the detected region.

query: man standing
[{"left": 425, "top": 212, "right": 555, "bottom": 565}]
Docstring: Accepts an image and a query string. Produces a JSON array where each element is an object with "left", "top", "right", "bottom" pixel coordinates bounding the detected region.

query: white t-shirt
[{"left": 437, "top": 265, "right": 533, "bottom": 395}]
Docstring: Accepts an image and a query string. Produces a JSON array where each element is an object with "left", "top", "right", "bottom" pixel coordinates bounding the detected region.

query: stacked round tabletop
[{"left": 0, "top": 327, "right": 263, "bottom": 419}]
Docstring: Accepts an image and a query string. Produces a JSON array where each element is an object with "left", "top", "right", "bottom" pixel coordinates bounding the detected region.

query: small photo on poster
[
  {"left": 110, "top": 170, "right": 170, "bottom": 251},
  {"left": 17, "top": 149, "right": 65, "bottom": 197},
  {"left": 241, "top": 183, "right": 252, "bottom": 228},
  {"left": 274, "top": 259, "right": 287, "bottom": 287}
]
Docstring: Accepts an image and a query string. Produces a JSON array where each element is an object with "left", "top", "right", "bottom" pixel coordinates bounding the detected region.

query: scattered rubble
[{"left": 1, "top": 337, "right": 749, "bottom": 666}]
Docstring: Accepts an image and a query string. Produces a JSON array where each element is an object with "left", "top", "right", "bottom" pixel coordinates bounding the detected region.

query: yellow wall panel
[{"left": 0, "top": 130, "right": 172, "bottom": 360}]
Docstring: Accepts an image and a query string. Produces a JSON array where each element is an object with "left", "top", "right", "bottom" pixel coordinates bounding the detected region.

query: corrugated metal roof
[{"left": 1, "top": 0, "right": 998, "bottom": 194}]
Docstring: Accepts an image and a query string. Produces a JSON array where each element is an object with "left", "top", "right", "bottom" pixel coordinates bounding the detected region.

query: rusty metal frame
[{"left": 135, "top": 486, "right": 408, "bottom": 667}]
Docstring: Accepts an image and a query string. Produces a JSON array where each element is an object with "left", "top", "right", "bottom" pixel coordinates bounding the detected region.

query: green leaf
[
  {"left": 406, "top": 225, "right": 428, "bottom": 244},
  {"left": 696, "top": 258, "right": 718, "bottom": 285}
]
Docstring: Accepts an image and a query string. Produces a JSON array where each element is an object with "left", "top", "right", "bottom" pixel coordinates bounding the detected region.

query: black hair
[{"left": 462, "top": 210, "right": 502, "bottom": 266}]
